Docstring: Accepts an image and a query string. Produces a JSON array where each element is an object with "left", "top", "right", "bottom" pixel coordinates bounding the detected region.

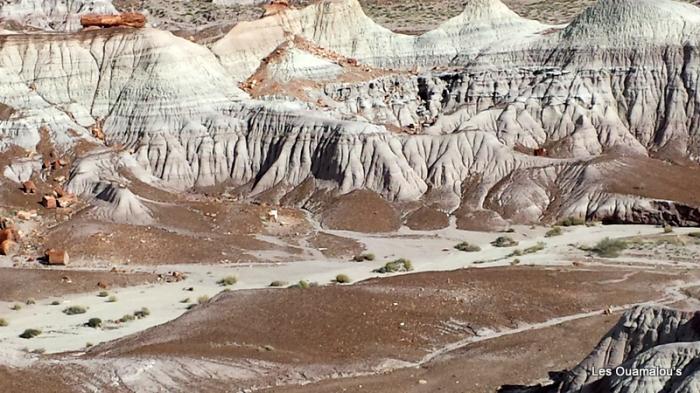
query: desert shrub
[
  {"left": 353, "top": 253, "right": 376, "bottom": 262},
  {"left": 133, "top": 308, "right": 150, "bottom": 319},
  {"left": 50, "top": 300, "right": 61, "bottom": 306},
  {"left": 0, "top": 318, "right": 7, "bottom": 327},
  {"left": 269, "top": 280, "right": 288, "bottom": 287},
  {"left": 558, "top": 217, "right": 586, "bottom": 227},
  {"left": 545, "top": 226, "right": 563, "bottom": 237},
  {"left": 85, "top": 342, "right": 94, "bottom": 348},
  {"left": 19, "top": 329, "right": 41, "bottom": 339},
  {"left": 524, "top": 242, "right": 546, "bottom": 254},
  {"left": 374, "top": 258, "right": 413, "bottom": 274},
  {"left": 25, "top": 299, "right": 35, "bottom": 305},
  {"left": 86, "top": 318, "right": 102, "bottom": 328},
  {"left": 10, "top": 304, "right": 22, "bottom": 311},
  {"left": 588, "top": 238, "right": 628, "bottom": 258},
  {"left": 180, "top": 298, "right": 190, "bottom": 303},
  {"left": 454, "top": 242, "right": 481, "bottom": 252},
  {"left": 186, "top": 304, "right": 197, "bottom": 310},
  {"left": 510, "top": 259, "right": 521, "bottom": 266},
  {"left": 663, "top": 225, "right": 674, "bottom": 234},
  {"left": 217, "top": 275, "right": 238, "bottom": 286},
  {"left": 97, "top": 291, "right": 109, "bottom": 298},
  {"left": 197, "top": 295, "right": 209, "bottom": 304},
  {"left": 63, "top": 306, "right": 87, "bottom": 315},
  {"left": 689, "top": 232, "right": 700, "bottom": 238},
  {"left": 292, "top": 280, "right": 311, "bottom": 289},
  {"left": 335, "top": 274, "right": 352, "bottom": 284},
  {"left": 491, "top": 236, "right": 518, "bottom": 248},
  {"left": 107, "top": 295, "right": 117, "bottom": 303},
  {"left": 118, "top": 314, "right": 135, "bottom": 323}
]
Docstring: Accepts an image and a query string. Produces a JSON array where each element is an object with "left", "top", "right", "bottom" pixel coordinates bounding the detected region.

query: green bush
[
  {"left": 19, "top": 329, "right": 41, "bottom": 339},
  {"left": 50, "top": 300, "right": 61, "bottom": 306},
  {"left": 454, "top": 242, "right": 481, "bottom": 252},
  {"left": 589, "top": 238, "right": 628, "bottom": 258},
  {"left": 118, "top": 314, "right": 135, "bottom": 323},
  {"left": 133, "top": 308, "right": 150, "bottom": 319},
  {"left": 10, "top": 304, "right": 21, "bottom": 311},
  {"left": 689, "top": 232, "right": 700, "bottom": 238},
  {"left": 217, "top": 275, "right": 238, "bottom": 286},
  {"left": 335, "top": 274, "right": 352, "bottom": 284},
  {"left": 97, "top": 291, "right": 109, "bottom": 298},
  {"left": 292, "top": 280, "right": 311, "bottom": 289},
  {"left": 269, "top": 280, "right": 288, "bottom": 287},
  {"left": 63, "top": 306, "right": 87, "bottom": 315},
  {"left": 491, "top": 236, "right": 518, "bottom": 248},
  {"left": 524, "top": 242, "right": 546, "bottom": 254},
  {"left": 558, "top": 217, "right": 586, "bottom": 227},
  {"left": 180, "top": 298, "right": 190, "bottom": 303},
  {"left": 107, "top": 295, "right": 117, "bottom": 303},
  {"left": 374, "top": 258, "right": 413, "bottom": 274},
  {"left": 663, "top": 225, "right": 674, "bottom": 234},
  {"left": 0, "top": 318, "right": 7, "bottom": 327},
  {"left": 353, "top": 253, "right": 376, "bottom": 262},
  {"left": 25, "top": 299, "right": 35, "bottom": 305},
  {"left": 86, "top": 318, "right": 102, "bottom": 328},
  {"left": 197, "top": 295, "right": 209, "bottom": 304},
  {"left": 545, "top": 226, "right": 563, "bottom": 237}
]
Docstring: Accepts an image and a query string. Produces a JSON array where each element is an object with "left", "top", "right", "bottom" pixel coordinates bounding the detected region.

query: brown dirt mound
[
  {"left": 404, "top": 206, "right": 449, "bottom": 230},
  {"left": 319, "top": 190, "right": 401, "bottom": 233},
  {"left": 308, "top": 231, "right": 364, "bottom": 258},
  {"left": 91, "top": 267, "right": 679, "bottom": 368},
  {"left": 0, "top": 267, "right": 156, "bottom": 302}
]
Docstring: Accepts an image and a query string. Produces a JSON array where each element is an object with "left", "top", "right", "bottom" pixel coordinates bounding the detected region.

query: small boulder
[
  {"left": 0, "top": 228, "right": 19, "bottom": 243},
  {"left": 22, "top": 180, "right": 37, "bottom": 194},
  {"left": 57, "top": 195, "right": 76, "bottom": 208},
  {"left": 0, "top": 240, "right": 18, "bottom": 256},
  {"left": 42, "top": 195, "right": 57, "bottom": 209},
  {"left": 46, "top": 249, "right": 69, "bottom": 266}
]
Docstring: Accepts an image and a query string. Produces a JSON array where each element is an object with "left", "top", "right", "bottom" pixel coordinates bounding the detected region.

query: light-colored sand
[{"left": 0, "top": 224, "right": 694, "bottom": 355}]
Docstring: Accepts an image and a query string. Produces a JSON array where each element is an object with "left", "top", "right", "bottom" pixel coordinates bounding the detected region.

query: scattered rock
[
  {"left": 0, "top": 240, "right": 18, "bottom": 256},
  {"left": 80, "top": 12, "right": 147, "bottom": 29},
  {"left": 22, "top": 180, "right": 36, "bottom": 194},
  {"left": 42, "top": 195, "right": 57, "bottom": 209},
  {"left": 46, "top": 249, "right": 69, "bottom": 266},
  {"left": 57, "top": 195, "right": 76, "bottom": 208},
  {"left": 97, "top": 281, "right": 109, "bottom": 289},
  {"left": 0, "top": 228, "right": 19, "bottom": 243},
  {"left": 15, "top": 210, "right": 36, "bottom": 221}
]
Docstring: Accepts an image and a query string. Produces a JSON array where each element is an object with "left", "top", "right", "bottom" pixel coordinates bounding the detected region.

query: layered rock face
[
  {"left": 1, "top": 0, "right": 700, "bottom": 226},
  {"left": 506, "top": 306, "right": 700, "bottom": 393}
]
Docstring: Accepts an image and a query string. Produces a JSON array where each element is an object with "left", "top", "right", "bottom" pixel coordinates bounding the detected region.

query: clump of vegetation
[
  {"left": 335, "top": 274, "right": 352, "bottom": 284},
  {"left": 491, "top": 236, "right": 519, "bottom": 248},
  {"left": 290, "top": 280, "right": 311, "bottom": 289},
  {"left": 63, "top": 306, "right": 87, "bottom": 315},
  {"left": 584, "top": 238, "right": 629, "bottom": 258},
  {"left": 0, "top": 318, "right": 8, "bottom": 327},
  {"left": 689, "top": 232, "right": 700, "bottom": 238},
  {"left": 374, "top": 258, "right": 413, "bottom": 274},
  {"left": 86, "top": 318, "right": 102, "bottom": 328},
  {"left": 524, "top": 242, "right": 546, "bottom": 254},
  {"left": 180, "top": 298, "right": 190, "bottom": 303},
  {"left": 106, "top": 295, "right": 117, "bottom": 303},
  {"left": 353, "top": 253, "right": 376, "bottom": 262},
  {"left": 25, "top": 299, "right": 35, "bottom": 305},
  {"left": 454, "top": 242, "right": 481, "bottom": 252},
  {"left": 197, "top": 295, "right": 209, "bottom": 304},
  {"left": 558, "top": 217, "right": 586, "bottom": 227},
  {"left": 545, "top": 226, "right": 563, "bottom": 237},
  {"left": 510, "top": 259, "right": 521, "bottom": 266},
  {"left": 10, "top": 304, "right": 22, "bottom": 311},
  {"left": 118, "top": 314, "right": 135, "bottom": 323},
  {"left": 663, "top": 225, "right": 674, "bottom": 234},
  {"left": 97, "top": 291, "right": 109, "bottom": 298},
  {"left": 269, "top": 280, "right": 288, "bottom": 287},
  {"left": 50, "top": 300, "right": 61, "bottom": 306},
  {"left": 217, "top": 275, "right": 238, "bottom": 286},
  {"left": 19, "top": 329, "right": 41, "bottom": 339},
  {"left": 133, "top": 308, "right": 150, "bottom": 319}
]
